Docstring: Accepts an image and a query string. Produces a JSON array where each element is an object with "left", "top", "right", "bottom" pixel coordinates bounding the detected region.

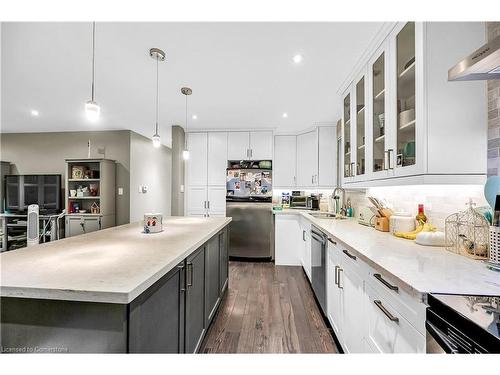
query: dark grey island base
[{"left": 1, "top": 227, "right": 229, "bottom": 353}]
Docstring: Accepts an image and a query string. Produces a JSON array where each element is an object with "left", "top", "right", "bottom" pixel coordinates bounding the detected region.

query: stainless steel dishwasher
[{"left": 311, "top": 226, "right": 327, "bottom": 314}]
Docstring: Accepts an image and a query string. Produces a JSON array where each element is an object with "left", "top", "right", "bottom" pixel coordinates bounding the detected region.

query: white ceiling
[{"left": 1, "top": 22, "right": 383, "bottom": 145}]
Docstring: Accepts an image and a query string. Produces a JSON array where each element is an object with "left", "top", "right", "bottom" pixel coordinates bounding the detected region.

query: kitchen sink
[{"left": 308, "top": 212, "right": 347, "bottom": 220}]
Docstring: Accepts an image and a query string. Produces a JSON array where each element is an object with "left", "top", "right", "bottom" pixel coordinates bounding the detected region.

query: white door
[
  {"left": 273, "top": 135, "right": 296, "bottom": 187},
  {"left": 227, "top": 132, "right": 250, "bottom": 160},
  {"left": 187, "top": 186, "right": 207, "bottom": 216},
  {"left": 207, "top": 186, "right": 226, "bottom": 216},
  {"left": 249, "top": 131, "right": 273, "bottom": 160},
  {"left": 207, "top": 132, "right": 228, "bottom": 185},
  {"left": 339, "top": 259, "right": 365, "bottom": 353},
  {"left": 296, "top": 130, "right": 318, "bottom": 186},
  {"left": 186, "top": 133, "right": 208, "bottom": 186},
  {"left": 327, "top": 243, "right": 342, "bottom": 340},
  {"left": 318, "top": 126, "right": 336, "bottom": 186}
]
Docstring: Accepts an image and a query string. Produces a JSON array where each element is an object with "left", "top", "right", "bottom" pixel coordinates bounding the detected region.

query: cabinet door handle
[
  {"left": 334, "top": 265, "right": 340, "bottom": 286},
  {"left": 337, "top": 268, "right": 343, "bottom": 289},
  {"left": 207, "top": 200, "right": 210, "bottom": 209},
  {"left": 302, "top": 230, "right": 306, "bottom": 241},
  {"left": 384, "top": 151, "right": 389, "bottom": 171},
  {"left": 374, "top": 300, "right": 399, "bottom": 323},
  {"left": 350, "top": 162, "right": 355, "bottom": 177},
  {"left": 373, "top": 273, "right": 399, "bottom": 292},
  {"left": 387, "top": 149, "right": 394, "bottom": 170},
  {"left": 328, "top": 238, "right": 337, "bottom": 245},
  {"left": 342, "top": 249, "right": 357, "bottom": 261},
  {"left": 250, "top": 149, "right": 253, "bottom": 158},
  {"left": 178, "top": 264, "right": 186, "bottom": 292},
  {"left": 187, "top": 262, "right": 193, "bottom": 287},
  {"left": 203, "top": 200, "right": 206, "bottom": 209}
]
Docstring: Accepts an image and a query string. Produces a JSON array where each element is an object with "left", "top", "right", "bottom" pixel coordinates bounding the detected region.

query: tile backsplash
[
  {"left": 275, "top": 185, "right": 488, "bottom": 231},
  {"left": 348, "top": 185, "right": 488, "bottom": 231}
]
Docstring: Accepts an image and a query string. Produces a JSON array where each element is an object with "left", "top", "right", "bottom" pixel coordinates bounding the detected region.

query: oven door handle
[{"left": 425, "top": 321, "right": 459, "bottom": 354}]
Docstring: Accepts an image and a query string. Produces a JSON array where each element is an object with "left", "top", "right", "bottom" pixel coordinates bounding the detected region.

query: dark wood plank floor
[{"left": 200, "top": 261, "right": 338, "bottom": 353}]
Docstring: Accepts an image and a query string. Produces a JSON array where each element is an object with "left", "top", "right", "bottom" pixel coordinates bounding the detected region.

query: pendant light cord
[
  {"left": 184, "top": 93, "right": 188, "bottom": 148},
  {"left": 155, "top": 56, "right": 159, "bottom": 135},
  {"left": 91, "top": 21, "right": 96, "bottom": 101}
]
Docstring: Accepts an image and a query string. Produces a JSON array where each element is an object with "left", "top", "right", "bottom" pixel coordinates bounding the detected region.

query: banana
[{"left": 394, "top": 223, "right": 436, "bottom": 240}]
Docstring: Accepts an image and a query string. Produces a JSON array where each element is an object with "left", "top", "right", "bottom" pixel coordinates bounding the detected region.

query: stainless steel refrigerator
[{"left": 226, "top": 168, "right": 273, "bottom": 260}]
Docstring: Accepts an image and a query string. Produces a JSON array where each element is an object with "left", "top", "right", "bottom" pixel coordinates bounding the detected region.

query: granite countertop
[
  {"left": 0, "top": 217, "right": 231, "bottom": 304},
  {"left": 276, "top": 209, "right": 500, "bottom": 297}
]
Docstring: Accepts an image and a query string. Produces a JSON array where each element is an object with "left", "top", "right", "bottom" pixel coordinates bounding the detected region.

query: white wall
[{"left": 129, "top": 132, "right": 172, "bottom": 222}]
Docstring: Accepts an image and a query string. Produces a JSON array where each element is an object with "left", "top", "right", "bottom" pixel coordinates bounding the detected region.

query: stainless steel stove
[{"left": 426, "top": 294, "right": 500, "bottom": 353}]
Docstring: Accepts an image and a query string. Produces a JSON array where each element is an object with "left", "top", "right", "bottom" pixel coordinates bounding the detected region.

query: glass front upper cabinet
[
  {"left": 372, "top": 52, "right": 385, "bottom": 173},
  {"left": 343, "top": 93, "right": 351, "bottom": 178},
  {"left": 356, "top": 77, "right": 365, "bottom": 176},
  {"left": 396, "top": 22, "right": 416, "bottom": 168}
]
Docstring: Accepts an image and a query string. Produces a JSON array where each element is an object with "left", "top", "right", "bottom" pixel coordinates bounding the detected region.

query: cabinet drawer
[
  {"left": 365, "top": 284, "right": 425, "bottom": 353},
  {"left": 366, "top": 268, "right": 426, "bottom": 335}
]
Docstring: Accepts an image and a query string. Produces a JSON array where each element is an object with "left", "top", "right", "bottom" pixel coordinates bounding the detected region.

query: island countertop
[{"left": 0, "top": 217, "right": 231, "bottom": 304}]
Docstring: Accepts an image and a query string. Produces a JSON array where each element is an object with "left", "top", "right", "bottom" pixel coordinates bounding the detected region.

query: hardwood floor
[{"left": 200, "top": 261, "right": 338, "bottom": 353}]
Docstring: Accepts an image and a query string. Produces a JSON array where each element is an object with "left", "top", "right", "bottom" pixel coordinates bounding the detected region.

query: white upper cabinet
[
  {"left": 207, "top": 132, "right": 228, "bottom": 186},
  {"left": 227, "top": 132, "right": 250, "bottom": 160},
  {"left": 249, "top": 131, "right": 273, "bottom": 160},
  {"left": 274, "top": 125, "right": 336, "bottom": 188},
  {"left": 341, "top": 22, "right": 486, "bottom": 187},
  {"left": 274, "top": 135, "right": 297, "bottom": 187},
  {"left": 318, "top": 126, "right": 337, "bottom": 186},
  {"left": 227, "top": 131, "right": 273, "bottom": 160},
  {"left": 296, "top": 130, "right": 319, "bottom": 186},
  {"left": 186, "top": 133, "right": 208, "bottom": 186}
]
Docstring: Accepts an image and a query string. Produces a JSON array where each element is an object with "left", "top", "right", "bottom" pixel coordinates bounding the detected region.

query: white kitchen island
[{"left": 0, "top": 216, "right": 231, "bottom": 353}]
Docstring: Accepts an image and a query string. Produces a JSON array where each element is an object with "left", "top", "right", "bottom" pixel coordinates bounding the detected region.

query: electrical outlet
[
  {"left": 142, "top": 185, "right": 148, "bottom": 194},
  {"left": 118, "top": 187, "right": 123, "bottom": 196},
  {"left": 180, "top": 184, "right": 185, "bottom": 193}
]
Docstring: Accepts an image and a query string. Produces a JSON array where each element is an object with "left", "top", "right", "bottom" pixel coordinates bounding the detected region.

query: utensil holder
[{"left": 489, "top": 226, "right": 500, "bottom": 266}]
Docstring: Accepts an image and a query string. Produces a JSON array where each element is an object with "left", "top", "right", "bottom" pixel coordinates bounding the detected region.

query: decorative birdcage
[{"left": 445, "top": 200, "right": 489, "bottom": 260}]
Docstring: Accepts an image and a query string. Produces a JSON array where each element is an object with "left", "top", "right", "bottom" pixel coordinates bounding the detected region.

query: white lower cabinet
[
  {"left": 325, "top": 233, "right": 426, "bottom": 353},
  {"left": 327, "top": 242, "right": 342, "bottom": 339},
  {"left": 274, "top": 214, "right": 301, "bottom": 266},
  {"left": 365, "top": 283, "right": 425, "bottom": 353},
  {"left": 299, "top": 216, "right": 312, "bottom": 280}
]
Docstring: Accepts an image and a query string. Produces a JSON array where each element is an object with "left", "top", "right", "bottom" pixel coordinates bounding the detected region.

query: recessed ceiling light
[
  {"left": 292, "top": 54, "right": 303, "bottom": 64},
  {"left": 192, "top": 114, "right": 197, "bottom": 120},
  {"left": 282, "top": 112, "right": 288, "bottom": 118},
  {"left": 31, "top": 110, "right": 39, "bottom": 117}
]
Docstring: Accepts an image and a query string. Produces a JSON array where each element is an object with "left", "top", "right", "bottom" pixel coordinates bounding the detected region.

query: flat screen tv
[{"left": 4, "top": 175, "right": 62, "bottom": 214}]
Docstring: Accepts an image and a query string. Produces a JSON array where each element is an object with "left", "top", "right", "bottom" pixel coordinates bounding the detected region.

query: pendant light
[
  {"left": 85, "top": 22, "right": 100, "bottom": 122},
  {"left": 181, "top": 87, "right": 192, "bottom": 160},
  {"left": 150, "top": 48, "right": 166, "bottom": 148}
]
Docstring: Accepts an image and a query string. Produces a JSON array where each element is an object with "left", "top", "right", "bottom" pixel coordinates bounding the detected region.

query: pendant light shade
[
  {"left": 85, "top": 22, "right": 100, "bottom": 122},
  {"left": 181, "top": 87, "right": 193, "bottom": 160},
  {"left": 85, "top": 100, "right": 100, "bottom": 122},
  {"left": 150, "top": 48, "right": 166, "bottom": 147}
]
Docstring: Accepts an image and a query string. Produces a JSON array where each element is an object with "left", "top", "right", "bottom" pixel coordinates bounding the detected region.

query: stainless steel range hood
[{"left": 448, "top": 35, "right": 500, "bottom": 81}]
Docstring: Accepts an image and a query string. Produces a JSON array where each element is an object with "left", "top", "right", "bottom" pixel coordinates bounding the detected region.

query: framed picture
[{"left": 71, "top": 166, "right": 85, "bottom": 179}]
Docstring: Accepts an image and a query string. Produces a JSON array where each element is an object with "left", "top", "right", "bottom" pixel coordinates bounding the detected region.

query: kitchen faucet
[{"left": 332, "top": 187, "right": 346, "bottom": 216}]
